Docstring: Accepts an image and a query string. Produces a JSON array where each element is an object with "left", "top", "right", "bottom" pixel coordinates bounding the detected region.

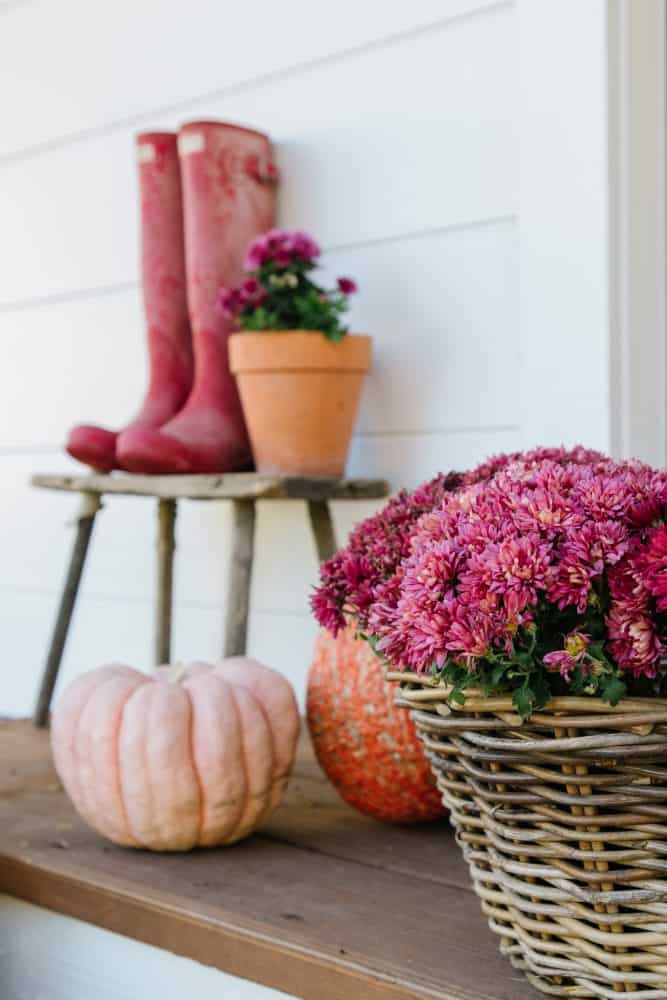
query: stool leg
[
  {"left": 224, "top": 499, "right": 255, "bottom": 658},
  {"left": 33, "top": 492, "right": 102, "bottom": 727},
  {"left": 155, "top": 498, "right": 177, "bottom": 665},
  {"left": 307, "top": 500, "right": 337, "bottom": 564}
]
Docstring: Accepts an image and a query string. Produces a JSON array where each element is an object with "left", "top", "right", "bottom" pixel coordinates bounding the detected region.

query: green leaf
[
  {"left": 491, "top": 662, "right": 510, "bottom": 687},
  {"left": 600, "top": 674, "right": 626, "bottom": 707},
  {"left": 513, "top": 651, "right": 534, "bottom": 670},
  {"left": 325, "top": 328, "right": 346, "bottom": 343},
  {"left": 531, "top": 670, "right": 551, "bottom": 711},
  {"left": 512, "top": 684, "right": 535, "bottom": 720},
  {"left": 238, "top": 260, "right": 351, "bottom": 338}
]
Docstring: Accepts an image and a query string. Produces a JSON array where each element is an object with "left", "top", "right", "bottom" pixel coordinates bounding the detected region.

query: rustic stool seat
[{"left": 31, "top": 472, "right": 389, "bottom": 727}]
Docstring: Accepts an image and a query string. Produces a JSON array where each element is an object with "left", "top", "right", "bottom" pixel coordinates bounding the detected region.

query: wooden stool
[{"left": 31, "top": 472, "right": 389, "bottom": 727}]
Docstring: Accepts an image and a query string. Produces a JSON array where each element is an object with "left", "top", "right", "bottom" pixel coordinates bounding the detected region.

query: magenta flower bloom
[
  {"left": 310, "top": 587, "right": 347, "bottom": 635},
  {"left": 337, "top": 276, "right": 358, "bottom": 295},
  {"left": 641, "top": 523, "right": 667, "bottom": 612},
  {"left": 240, "top": 277, "right": 260, "bottom": 298},
  {"left": 273, "top": 249, "right": 292, "bottom": 269},
  {"left": 217, "top": 287, "right": 241, "bottom": 318},
  {"left": 289, "top": 230, "right": 320, "bottom": 262},
  {"left": 311, "top": 447, "right": 606, "bottom": 639},
  {"left": 312, "top": 447, "right": 667, "bottom": 698},
  {"left": 243, "top": 229, "right": 321, "bottom": 272},
  {"left": 544, "top": 632, "right": 590, "bottom": 681},
  {"left": 224, "top": 228, "right": 354, "bottom": 340},
  {"left": 243, "top": 234, "right": 271, "bottom": 271},
  {"left": 238, "top": 277, "right": 266, "bottom": 307},
  {"left": 311, "top": 472, "right": 463, "bottom": 635}
]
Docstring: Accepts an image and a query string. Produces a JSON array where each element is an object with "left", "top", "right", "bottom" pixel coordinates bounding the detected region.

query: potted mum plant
[
  {"left": 222, "top": 229, "right": 371, "bottom": 477},
  {"left": 312, "top": 447, "right": 667, "bottom": 998}
]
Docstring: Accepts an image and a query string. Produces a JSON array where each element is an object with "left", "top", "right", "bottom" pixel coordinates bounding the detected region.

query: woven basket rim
[{"left": 386, "top": 669, "right": 667, "bottom": 719}]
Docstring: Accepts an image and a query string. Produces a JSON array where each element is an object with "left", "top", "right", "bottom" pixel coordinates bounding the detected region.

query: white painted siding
[
  {"left": 0, "top": 894, "right": 294, "bottom": 1000},
  {"left": 6, "top": 2, "right": 667, "bottom": 995},
  {"left": 0, "top": 0, "right": 521, "bottom": 718}
]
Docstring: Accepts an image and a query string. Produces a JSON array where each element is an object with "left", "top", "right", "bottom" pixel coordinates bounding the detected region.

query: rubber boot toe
[
  {"left": 117, "top": 425, "right": 252, "bottom": 474},
  {"left": 116, "top": 427, "right": 197, "bottom": 474},
  {"left": 66, "top": 424, "right": 118, "bottom": 471}
]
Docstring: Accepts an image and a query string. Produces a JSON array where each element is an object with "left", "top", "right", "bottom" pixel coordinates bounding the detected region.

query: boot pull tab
[{"left": 244, "top": 153, "right": 280, "bottom": 186}]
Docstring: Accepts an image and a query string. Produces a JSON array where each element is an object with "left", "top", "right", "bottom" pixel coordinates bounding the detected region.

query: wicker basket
[{"left": 390, "top": 670, "right": 667, "bottom": 998}]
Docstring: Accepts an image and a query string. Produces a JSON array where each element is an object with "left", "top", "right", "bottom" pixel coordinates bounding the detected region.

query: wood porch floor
[{"left": 0, "top": 719, "right": 537, "bottom": 1000}]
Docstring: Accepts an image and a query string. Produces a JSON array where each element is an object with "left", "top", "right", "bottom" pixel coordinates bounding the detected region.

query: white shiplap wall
[
  {"left": 0, "top": 894, "right": 293, "bottom": 1000},
  {"left": 0, "top": 0, "right": 521, "bottom": 716}
]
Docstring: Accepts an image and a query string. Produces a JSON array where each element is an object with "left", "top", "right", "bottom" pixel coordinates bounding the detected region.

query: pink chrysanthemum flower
[
  {"left": 313, "top": 448, "right": 667, "bottom": 697},
  {"left": 377, "top": 457, "right": 667, "bottom": 682},
  {"left": 642, "top": 523, "right": 667, "bottom": 612},
  {"left": 312, "top": 447, "right": 613, "bottom": 638},
  {"left": 311, "top": 473, "right": 462, "bottom": 634},
  {"left": 243, "top": 229, "right": 321, "bottom": 271},
  {"left": 544, "top": 632, "right": 590, "bottom": 681}
]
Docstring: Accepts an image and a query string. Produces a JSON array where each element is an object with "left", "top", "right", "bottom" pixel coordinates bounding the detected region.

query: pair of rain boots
[{"left": 67, "top": 121, "right": 277, "bottom": 474}]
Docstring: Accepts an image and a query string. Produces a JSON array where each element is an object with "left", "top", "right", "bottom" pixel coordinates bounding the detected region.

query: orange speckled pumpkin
[
  {"left": 307, "top": 626, "right": 444, "bottom": 823},
  {"left": 51, "top": 657, "right": 299, "bottom": 851}
]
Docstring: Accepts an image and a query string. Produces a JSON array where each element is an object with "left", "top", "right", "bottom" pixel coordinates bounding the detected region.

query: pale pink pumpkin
[{"left": 51, "top": 658, "right": 300, "bottom": 851}]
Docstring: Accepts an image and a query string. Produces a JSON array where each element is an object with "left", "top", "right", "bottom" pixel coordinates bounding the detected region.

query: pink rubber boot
[
  {"left": 66, "top": 132, "right": 193, "bottom": 471},
  {"left": 117, "top": 121, "right": 277, "bottom": 474}
]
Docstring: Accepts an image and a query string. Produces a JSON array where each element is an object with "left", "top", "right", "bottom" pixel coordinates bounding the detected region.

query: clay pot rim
[
  {"left": 229, "top": 331, "right": 372, "bottom": 374},
  {"left": 178, "top": 120, "right": 270, "bottom": 142}
]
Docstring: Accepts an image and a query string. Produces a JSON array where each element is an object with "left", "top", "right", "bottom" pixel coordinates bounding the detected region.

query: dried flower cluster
[
  {"left": 218, "top": 229, "right": 357, "bottom": 342},
  {"left": 312, "top": 447, "right": 667, "bottom": 715}
]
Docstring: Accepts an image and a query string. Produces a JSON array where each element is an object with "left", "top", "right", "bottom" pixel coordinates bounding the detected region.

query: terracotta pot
[
  {"left": 229, "top": 331, "right": 371, "bottom": 477},
  {"left": 307, "top": 626, "right": 444, "bottom": 824}
]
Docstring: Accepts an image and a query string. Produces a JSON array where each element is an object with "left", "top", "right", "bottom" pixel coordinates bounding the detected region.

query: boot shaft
[
  {"left": 136, "top": 132, "right": 192, "bottom": 383},
  {"left": 112, "top": 122, "right": 278, "bottom": 474},
  {"left": 177, "top": 121, "right": 277, "bottom": 340}
]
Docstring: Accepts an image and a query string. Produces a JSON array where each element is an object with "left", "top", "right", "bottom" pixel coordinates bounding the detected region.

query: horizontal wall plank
[
  {"left": 0, "top": 291, "right": 147, "bottom": 449},
  {"left": 0, "top": 0, "right": 506, "bottom": 159},
  {"left": 0, "top": 223, "right": 517, "bottom": 449},
  {"left": 0, "top": 589, "right": 150, "bottom": 716},
  {"left": 327, "top": 221, "right": 518, "bottom": 433},
  {"left": 0, "top": 585, "right": 317, "bottom": 716},
  {"left": 0, "top": 423, "right": 520, "bottom": 615},
  {"left": 0, "top": 451, "right": 243, "bottom": 608},
  {"left": 0, "top": 6, "right": 517, "bottom": 306},
  {"left": 252, "top": 424, "right": 521, "bottom": 611},
  {"left": 347, "top": 426, "right": 521, "bottom": 489},
  {"left": 0, "top": 452, "right": 371, "bottom": 618},
  {"left": 0, "top": 895, "right": 294, "bottom": 1000}
]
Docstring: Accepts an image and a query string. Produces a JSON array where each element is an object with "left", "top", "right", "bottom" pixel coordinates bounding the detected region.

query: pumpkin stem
[{"left": 164, "top": 661, "right": 186, "bottom": 685}]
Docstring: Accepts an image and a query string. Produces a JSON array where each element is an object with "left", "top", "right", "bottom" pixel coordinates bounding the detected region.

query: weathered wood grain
[
  {"left": 307, "top": 500, "right": 337, "bottom": 563},
  {"left": 32, "top": 493, "right": 102, "bottom": 727},
  {"left": 32, "top": 472, "right": 389, "bottom": 502},
  {"left": 0, "top": 719, "right": 537, "bottom": 1000},
  {"left": 155, "top": 498, "right": 176, "bottom": 665},
  {"left": 223, "top": 499, "right": 255, "bottom": 658}
]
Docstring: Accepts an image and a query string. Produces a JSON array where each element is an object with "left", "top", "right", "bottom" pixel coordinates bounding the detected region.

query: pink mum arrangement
[
  {"left": 218, "top": 229, "right": 357, "bottom": 342},
  {"left": 311, "top": 471, "right": 463, "bottom": 636},
  {"left": 312, "top": 446, "right": 604, "bottom": 635},
  {"left": 312, "top": 447, "right": 667, "bottom": 716}
]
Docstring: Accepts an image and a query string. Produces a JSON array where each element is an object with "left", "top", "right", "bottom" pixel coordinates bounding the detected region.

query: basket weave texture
[{"left": 391, "top": 671, "right": 667, "bottom": 999}]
